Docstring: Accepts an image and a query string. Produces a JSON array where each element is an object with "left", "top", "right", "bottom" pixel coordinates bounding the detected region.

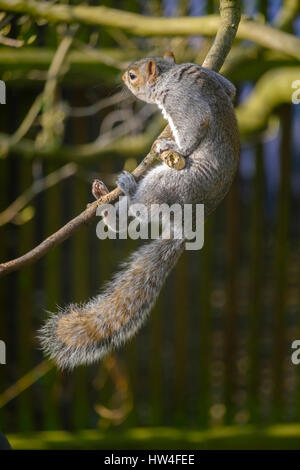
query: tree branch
[
  {"left": 0, "top": 0, "right": 242, "bottom": 277},
  {"left": 0, "top": 46, "right": 297, "bottom": 88},
  {"left": 0, "top": 0, "right": 299, "bottom": 59},
  {"left": 273, "top": 0, "right": 300, "bottom": 31},
  {"left": 6, "top": 32, "right": 75, "bottom": 152},
  {"left": 0, "top": 46, "right": 127, "bottom": 85},
  {"left": 236, "top": 66, "right": 300, "bottom": 135},
  {"left": 0, "top": 147, "right": 157, "bottom": 277},
  {"left": 0, "top": 162, "right": 77, "bottom": 226},
  {"left": 202, "top": 0, "right": 241, "bottom": 71},
  {"left": 0, "top": 34, "right": 23, "bottom": 47}
]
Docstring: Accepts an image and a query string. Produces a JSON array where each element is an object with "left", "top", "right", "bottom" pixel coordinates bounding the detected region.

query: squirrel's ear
[
  {"left": 147, "top": 60, "right": 157, "bottom": 84},
  {"left": 163, "top": 51, "right": 176, "bottom": 63}
]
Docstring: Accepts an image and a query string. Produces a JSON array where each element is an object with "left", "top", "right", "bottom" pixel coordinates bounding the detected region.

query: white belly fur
[{"left": 157, "top": 103, "right": 181, "bottom": 148}]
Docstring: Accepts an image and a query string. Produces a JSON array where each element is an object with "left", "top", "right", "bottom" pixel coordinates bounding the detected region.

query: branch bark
[
  {"left": 0, "top": 0, "right": 299, "bottom": 59},
  {"left": 202, "top": 0, "right": 241, "bottom": 71},
  {"left": 0, "top": 147, "right": 157, "bottom": 277},
  {"left": 0, "top": 0, "right": 242, "bottom": 277}
]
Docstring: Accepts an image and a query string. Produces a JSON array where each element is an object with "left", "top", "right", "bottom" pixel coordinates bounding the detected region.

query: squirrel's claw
[{"left": 92, "top": 179, "right": 109, "bottom": 200}]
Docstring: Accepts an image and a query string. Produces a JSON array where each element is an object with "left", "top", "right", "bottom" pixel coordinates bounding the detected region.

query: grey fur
[
  {"left": 39, "top": 57, "right": 239, "bottom": 369},
  {"left": 117, "top": 171, "right": 137, "bottom": 197}
]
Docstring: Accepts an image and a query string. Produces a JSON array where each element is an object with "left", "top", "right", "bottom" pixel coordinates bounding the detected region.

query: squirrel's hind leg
[
  {"left": 92, "top": 179, "right": 109, "bottom": 199},
  {"left": 117, "top": 171, "right": 137, "bottom": 198}
]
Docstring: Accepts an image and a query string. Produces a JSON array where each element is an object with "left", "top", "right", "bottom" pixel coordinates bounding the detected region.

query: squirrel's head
[{"left": 122, "top": 51, "right": 176, "bottom": 103}]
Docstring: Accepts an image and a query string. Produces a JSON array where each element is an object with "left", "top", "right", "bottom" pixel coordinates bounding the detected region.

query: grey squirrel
[{"left": 39, "top": 51, "right": 239, "bottom": 369}]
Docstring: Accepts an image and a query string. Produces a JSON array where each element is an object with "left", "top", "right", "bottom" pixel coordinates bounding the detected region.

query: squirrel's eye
[{"left": 129, "top": 72, "right": 136, "bottom": 80}]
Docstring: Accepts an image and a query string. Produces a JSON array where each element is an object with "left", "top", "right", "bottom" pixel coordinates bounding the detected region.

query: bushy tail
[{"left": 39, "top": 238, "right": 185, "bottom": 369}]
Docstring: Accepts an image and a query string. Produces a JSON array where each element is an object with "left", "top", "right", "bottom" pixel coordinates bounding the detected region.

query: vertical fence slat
[
  {"left": 42, "top": 161, "right": 62, "bottom": 431},
  {"left": 198, "top": 216, "right": 213, "bottom": 427},
  {"left": 248, "top": 144, "right": 265, "bottom": 424},
  {"left": 72, "top": 174, "right": 90, "bottom": 430},
  {"left": 123, "top": 235, "right": 139, "bottom": 427},
  {"left": 70, "top": 94, "right": 91, "bottom": 430},
  {"left": 272, "top": 105, "right": 292, "bottom": 422},
  {"left": 16, "top": 158, "right": 34, "bottom": 431},
  {"left": 150, "top": 294, "right": 163, "bottom": 425},
  {"left": 224, "top": 177, "right": 240, "bottom": 425},
  {"left": 0, "top": 157, "right": 9, "bottom": 428},
  {"left": 174, "top": 254, "right": 188, "bottom": 425}
]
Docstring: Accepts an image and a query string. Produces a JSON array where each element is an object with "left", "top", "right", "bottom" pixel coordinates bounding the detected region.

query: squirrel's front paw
[
  {"left": 153, "top": 138, "right": 177, "bottom": 155},
  {"left": 92, "top": 179, "right": 109, "bottom": 199},
  {"left": 117, "top": 171, "right": 137, "bottom": 197}
]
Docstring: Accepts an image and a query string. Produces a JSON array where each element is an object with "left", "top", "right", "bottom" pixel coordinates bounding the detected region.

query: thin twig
[
  {"left": 35, "top": 31, "right": 75, "bottom": 147},
  {"left": 0, "top": 35, "right": 24, "bottom": 47},
  {"left": 0, "top": 360, "right": 54, "bottom": 408},
  {"left": 66, "top": 91, "right": 128, "bottom": 118},
  {"left": 1, "top": 31, "right": 76, "bottom": 156},
  {"left": 0, "top": 163, "right": 77, "bottom": 226},
  {"left": 43, "top": 33, "right": 75, "bottom": 105},
  {"left": 74, "top": 38, "right": 128, "bottom": 70},
  {"left": 97, "top": 105, "right": 156, "bottom": 147},
  {"left": 9, "top": 94, "right": 43, "bottom": 146}
]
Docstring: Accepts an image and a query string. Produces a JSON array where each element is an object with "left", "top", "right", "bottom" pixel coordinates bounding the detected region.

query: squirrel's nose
[{"left": 122, "top": 72, "right": 126, "bottom": 81}]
